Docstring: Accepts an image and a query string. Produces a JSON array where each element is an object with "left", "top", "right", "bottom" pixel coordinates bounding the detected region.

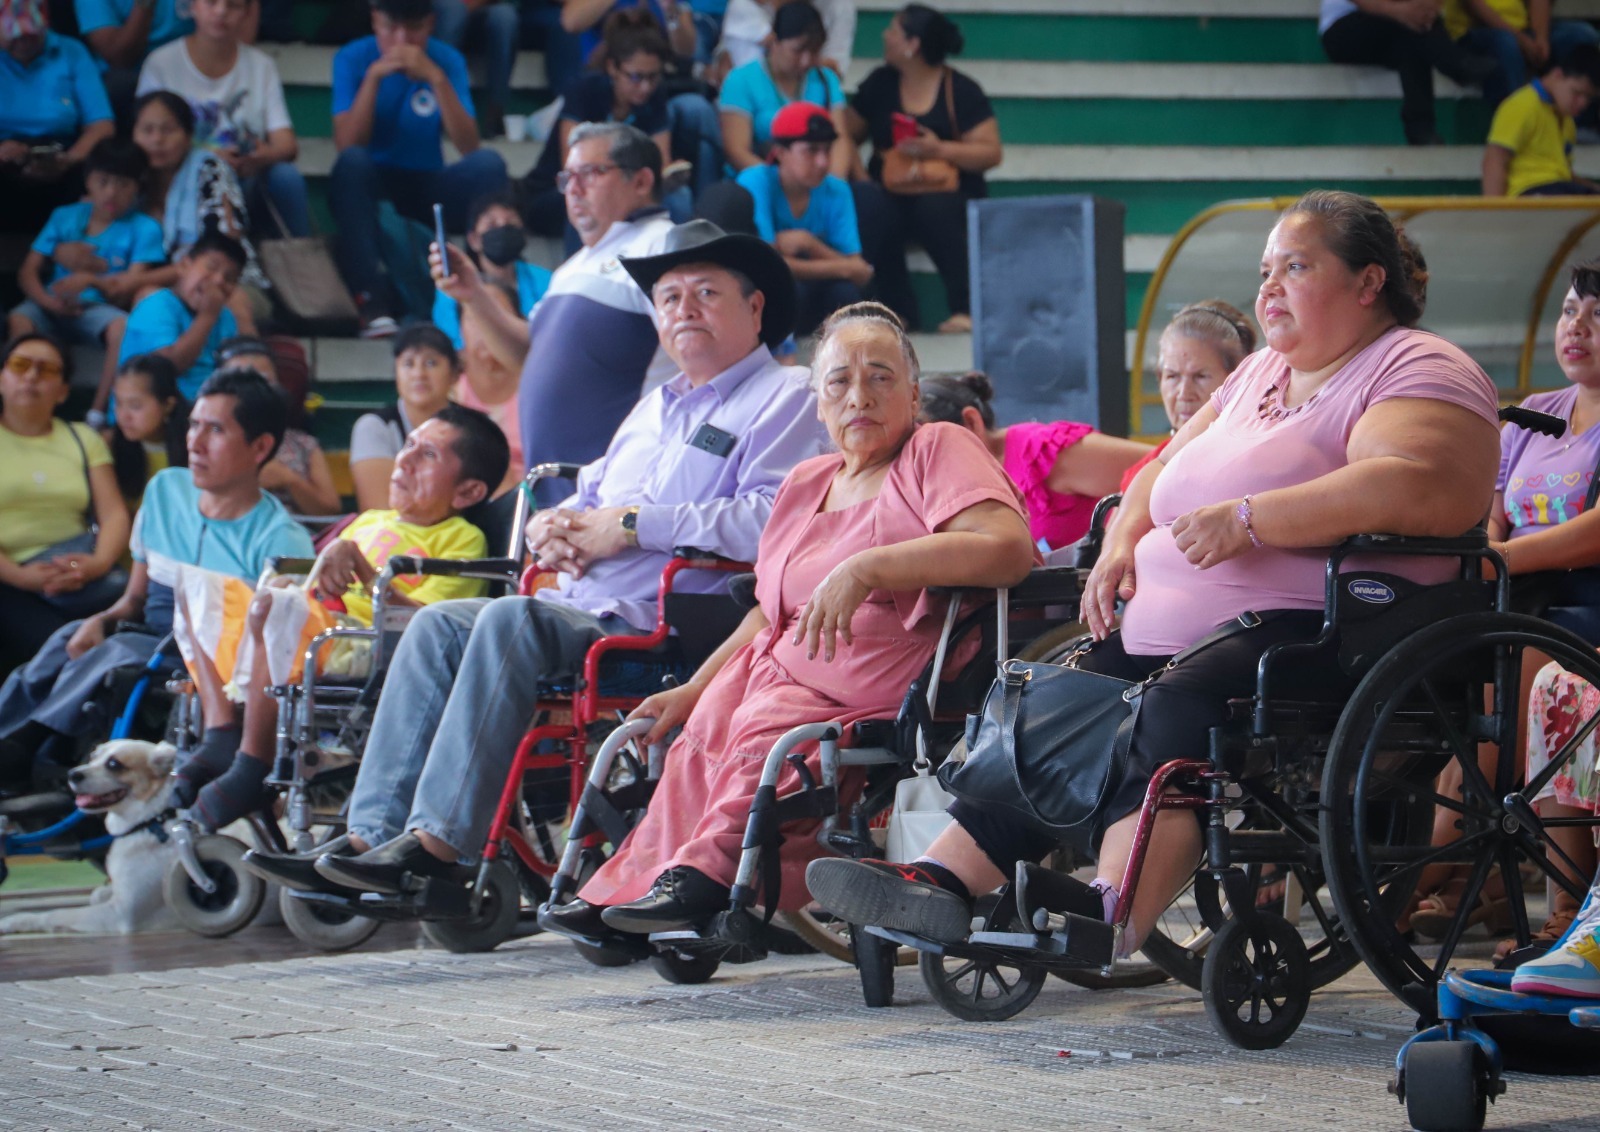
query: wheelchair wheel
[
  {"left": 1201, "top": 913, "right": 1310, "bottom": 1050},
  {"left": 572, "top": 940, "right": 644, "bottom": 967},
  {"left": 650, "top": 947, "right": 722, "bottom": 984},
  {"left": 279, "top": 886, "right": 381, "bottom": 952},
  {"left": 1401, "top": 1042, "right": 1489, "bottom": 1132},
  {"left": 163, "top": 835, "right": 267, "bottom": 938},
  {"left": 421, "top": 859, "right": 521, "bottom": 954},
  {"left": 1321, "top": 613, "right": 1600, "bottom": 1018},
  {"left": 918, "top": 894, "right": 1045, "bottom": 1022},
  {"left": 854, "top": 926, "right": 897, "bottom": 1007}
]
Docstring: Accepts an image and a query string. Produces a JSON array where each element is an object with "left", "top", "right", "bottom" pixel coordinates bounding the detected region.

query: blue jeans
[
  {"left": 434, "top": 0, "right": 519, "bottom": 109},
  {"left": 668, "top": 92, "right": 724, "bottom": 196},
  {"left": 1464, "top": 21, "right": 1600, "bottom": 107},
  {"left": 345, "top": 596, "right": 616, "bottom": 859},
  {"left": 243, "top": 162, "right": 311, "bottom": 238},
  {"left": 329, "top": 146, "right": 509, "bottom": 308}
]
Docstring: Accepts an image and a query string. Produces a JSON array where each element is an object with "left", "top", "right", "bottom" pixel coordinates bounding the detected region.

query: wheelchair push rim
[{"left": 1321, "top": 612, "right": 1600, "bottom": 1018}]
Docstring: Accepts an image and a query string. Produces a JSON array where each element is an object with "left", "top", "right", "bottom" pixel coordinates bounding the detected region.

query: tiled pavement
[{"left": 4, "top": 935, "right": 1600, "bottom": 1131}]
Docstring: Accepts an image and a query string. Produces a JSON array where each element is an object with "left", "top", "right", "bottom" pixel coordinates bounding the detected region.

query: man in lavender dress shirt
[{"left": 244, "top": 222, "right": 830, "bottom": 895}]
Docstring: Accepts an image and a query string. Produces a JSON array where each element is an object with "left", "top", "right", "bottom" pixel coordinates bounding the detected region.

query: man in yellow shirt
[
  {"left": 177, "top": 404, "right": 512, "bottom": 829},
  {"left": 1482, "top": 45, "right": 1600, "bottom": 196}
]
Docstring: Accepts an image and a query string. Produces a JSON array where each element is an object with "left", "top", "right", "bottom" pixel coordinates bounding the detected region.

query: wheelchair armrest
[
  {"left": 269, "top": 556, "right": 319, "bottom": 576},
  {"left": 728, "top": 572, "right": 757, "bottom": 611},
  {"left": 386, "top": 555, "right": 522, "bottom": 580},
  {"left": 113, "top": 620, "right": 162, "bottom": 637},
  {"left": 1341, "top": 531, "right": 1489, "bottom": 555},
  {"left": 1006, "top": 566, "right": 1087, "bottom": 607},
  {"left": 529, "top": 461, "right": 585, "bottom": 482},
  {"left": 1499, "top": 405, "right": 1565, "bottom": 438},
  {"left": 670, "top": 547, "right": 740, "bottom": 564}
]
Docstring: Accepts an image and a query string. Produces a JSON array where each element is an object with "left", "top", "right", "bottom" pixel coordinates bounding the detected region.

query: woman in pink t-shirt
[
  {"left": 808, "top": 190, "right": 1503, "bottom": 958},
  {"left": 917, "top": 372, "right": 1151, "bottom": 550}
]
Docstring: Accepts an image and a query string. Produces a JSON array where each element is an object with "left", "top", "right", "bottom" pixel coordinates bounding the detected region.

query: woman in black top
[{"left": 845, "top": 4, "right": 1001, "bottom": 333}]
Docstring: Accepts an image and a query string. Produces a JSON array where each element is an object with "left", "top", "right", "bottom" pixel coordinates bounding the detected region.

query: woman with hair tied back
[
  {"left": 809, "top": 190, "right": 1506, "bottom": 965},
  {"left": 918, "top": 372, "right": 1151, "bottom": 552}
]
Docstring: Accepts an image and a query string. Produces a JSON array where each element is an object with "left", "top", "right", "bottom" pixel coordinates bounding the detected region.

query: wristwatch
[{"left": 620, "top": 506, "right": 641, "bottom": 547}]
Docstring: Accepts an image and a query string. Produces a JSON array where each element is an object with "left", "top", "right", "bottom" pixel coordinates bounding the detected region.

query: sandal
[
  {"left": 1494, "top": 905, "right": 1580, "bottom": 965},
  {"left": 1408, "top": 876, "right": 1513, "bottom": 939}
]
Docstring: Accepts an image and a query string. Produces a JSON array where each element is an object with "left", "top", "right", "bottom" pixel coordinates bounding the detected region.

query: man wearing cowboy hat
[{"left": 244, "top": 220, "right": 831, "bottom": 898}]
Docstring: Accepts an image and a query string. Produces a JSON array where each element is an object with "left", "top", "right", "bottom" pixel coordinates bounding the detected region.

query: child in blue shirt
[
  {"left": 118, "top": 229, "right": 249, "bottom": 408},
  {"left": 728, "top": 102, "right": 870, "bottom": 336},
  {"left": 9, "top": 139, "right": 164, "bottom": 413},
  {"left": 327, "top": 0, "right": 508, "bottom": 337}
]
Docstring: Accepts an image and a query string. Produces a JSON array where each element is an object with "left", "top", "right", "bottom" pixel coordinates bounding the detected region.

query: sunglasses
[{"left": 4, "top": 352, "right": 65, "bottom": 382}]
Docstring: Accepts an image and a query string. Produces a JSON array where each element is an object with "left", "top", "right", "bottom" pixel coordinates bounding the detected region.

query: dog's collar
[{"left": 120, "top": 811, "right": 173, "bottom": 843}]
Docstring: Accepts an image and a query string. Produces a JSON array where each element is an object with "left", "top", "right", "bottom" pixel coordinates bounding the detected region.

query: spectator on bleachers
[
  {"left": 74, "top": 0, "right": 194, "bottom": 128},
  {"left": 550, "top": 0, "right": 697, "bottom": 99},
  {"left": 1319, "top": 0, "right": 1497, "bottom": 145},
  {"left": 715, "top": 0, "right": 854, "bottom": 78},
  {"left": 130, "top": 89, "right": 263, "bottom": 305},
  {"left": 518, "top": 10, "right": 691, "bottom": 235},
  {"left": 430, "top": 0, "right": 518, "bottom": 138},
  {"left": 433, "top": 191, "right": 551, "bottom": 347},
  {"left": 9, "top": 139, "right": 162, "bottom": 415},
  {"left": 0, "top": 333, "right": 131, "bottom": 674},
  {"left": 455, "top": 281, "right": 523, "bottom": 480},
  {"left": 117, "top": 229, "right": 254, "bottom": 406},
  {"left": 0, "top": 368, "right": 311, "bottom": 778},
  {"left": 1482, "top": 44, "right": 1600, "bottom": 195},
  {"left": 136, "top": 0, "right": 309, "bottom": 238},
  {"left": 436, "top": 122, "right": 676, "bottom": 503},
  {"left": 107, "top": 352, "right": 187, "bottom": 511},
  {"left": 918, "top": 371, "right": 1152, "bottom": 552},
  {"left": 329, "top": 0, "right": 509, "bottom": 339},
  {"left": 1443, "top": 0, "right": 1600, "bottom": 108},
  {"left": 697, "top": 101, "right": 870, "bottom": 335},
  {"left": 719, "top": 2, "right": 849, "bottom": 177},
  {"left": 215, "top": 335, "right": 341, "bottom": 516},
  {"left": 349, "top": 323, "right": 459, "bottom": 510},
  {"left": 845, "top": 3, "right": 999, "bottom": 334},
  {"left": 0, "top": 0, "right": 115, "bottom": 233}
]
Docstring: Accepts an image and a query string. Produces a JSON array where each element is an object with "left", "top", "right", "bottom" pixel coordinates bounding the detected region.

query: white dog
[{"left": 0, "top": 739, "right": 183, "bottom": 935}]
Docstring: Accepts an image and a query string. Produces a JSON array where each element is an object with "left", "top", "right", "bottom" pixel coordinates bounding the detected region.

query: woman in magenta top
[
  {"left": 918, "top": 372, "right": 1150, "bottom": 549},
  {"left": 541, "top": 303, "right": 1035, "bottom": 939},
  {"left": 808, "top": 191, "right": 1503, "bottom": 958}
]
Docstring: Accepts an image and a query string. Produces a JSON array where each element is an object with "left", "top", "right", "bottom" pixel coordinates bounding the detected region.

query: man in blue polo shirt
[
  {"left": 329, "top": 0, "right": 509, "bottom": 338},
  {"left": 74, "top": 0, "right": 193, "bottom": 128},
  {"left": 0, "top": 0, "right": 115, "bottom": 231},
  {"left": 0, "top": 369, "right": 312, "bottom": 779}
]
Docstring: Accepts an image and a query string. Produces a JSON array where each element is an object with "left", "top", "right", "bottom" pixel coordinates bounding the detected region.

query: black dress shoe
[
  {"left": 313, "top": 832, "right": 459, "bottom": 895},
  {"left": 537, "top": 898, "right": 614, "bottom": 939},
  {"left": 243, "top": 835, "right": 358, "bottom": 893},
  {"left": 599, "top": 866, "right": 729, "bottom": 934}
]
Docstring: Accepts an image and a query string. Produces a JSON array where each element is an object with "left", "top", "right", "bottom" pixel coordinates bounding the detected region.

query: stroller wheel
[
  {"left": 279, "top": 886, "right": 381, "bottom": 952},
  {"left": 1201, "top": 914, "right": 1310, "bottom": 1050},
  {"left": 163, "top": 835, "right": 267, "bottom": 938}
]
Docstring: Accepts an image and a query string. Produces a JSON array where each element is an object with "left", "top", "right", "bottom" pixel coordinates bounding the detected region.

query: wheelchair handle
[
  {"left": 268, "top": 556, "right": 319, "bottom": 576},
  {"left": 384, "top": 555, "right": 522, "bottom": 579},
  {"left": 1498, "top": 406, "right": 1565, "bottom": 438},
  {"left": 528, "top": 461, "right": 585, "bottom": 482}
]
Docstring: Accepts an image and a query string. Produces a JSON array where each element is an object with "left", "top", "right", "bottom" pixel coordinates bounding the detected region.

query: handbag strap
[
  {"left": 942, "top": 68, "right": 956, "bottom": 137},
  {"left": 62, "top": 420, "right": 98, "bottom": 535}
]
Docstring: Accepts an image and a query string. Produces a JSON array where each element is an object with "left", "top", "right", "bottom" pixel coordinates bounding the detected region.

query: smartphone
[
  {"left": 432, "top": 202, "right": 450, "bottom": 278},
  {"left": 29, "top": 143, "right": 64, "bottom": 157},
  {"left": 891, "top": 112, "right": 919, "bottom": 146}
]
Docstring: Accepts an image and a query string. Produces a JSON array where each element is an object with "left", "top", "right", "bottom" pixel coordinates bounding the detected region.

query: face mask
[{"left": 479, "top": 225, "right": 528, "bottom": 267}]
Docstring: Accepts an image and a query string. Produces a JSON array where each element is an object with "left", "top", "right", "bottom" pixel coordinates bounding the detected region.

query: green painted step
[
  {"left": 284, "top": 86, "right": 1490, "bottom": 149},
  {"left": 853, "top": 12, "right": 1324, "bottom": 63}
]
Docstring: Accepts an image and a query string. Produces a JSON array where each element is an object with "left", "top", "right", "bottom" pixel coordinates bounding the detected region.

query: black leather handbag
[{"left": 939, "top": 615, "right": 1266, "bottom": 856}]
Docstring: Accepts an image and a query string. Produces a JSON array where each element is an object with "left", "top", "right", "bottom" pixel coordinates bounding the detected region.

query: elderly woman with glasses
[{"left": 0, "top": 334, "right": 130, "bottom": 672}]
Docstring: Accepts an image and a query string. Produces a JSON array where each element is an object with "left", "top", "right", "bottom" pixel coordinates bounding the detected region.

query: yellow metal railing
[{"left": 1130, "top": 196, "right": 1600, "bottom": 440}]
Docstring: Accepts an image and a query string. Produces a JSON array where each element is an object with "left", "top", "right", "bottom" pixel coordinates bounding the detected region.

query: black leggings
[{"left": 949, "top": 611, "right": 1349, "bottom": 873}]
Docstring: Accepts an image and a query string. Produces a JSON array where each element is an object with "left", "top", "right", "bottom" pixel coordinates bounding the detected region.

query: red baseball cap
[{"left": 770, "top": 102, "right": 838, "bottom": 145}]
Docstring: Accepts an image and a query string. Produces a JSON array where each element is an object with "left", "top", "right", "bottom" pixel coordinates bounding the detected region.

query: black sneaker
[
  {"left": 805, "top": 858, "right": 973, "bottom": 943},
  {"left": 598, "top": 866, "right": 729, "bottom": 934}
]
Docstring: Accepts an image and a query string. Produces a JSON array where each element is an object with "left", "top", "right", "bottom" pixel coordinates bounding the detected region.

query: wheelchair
[{"left": 274, "top": 463, "right": 753, "bottom": 955}]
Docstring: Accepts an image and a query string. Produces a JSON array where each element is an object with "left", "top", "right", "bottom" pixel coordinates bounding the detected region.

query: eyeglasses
[
  {"left": 556, "top": 163, "right": 630, "bottom": 194},
  {"left": 618, "top": 68, "right": 663, "bottom": 86},
  {"left": 4, "top": 353, "right": 64, "bottom": 382}
]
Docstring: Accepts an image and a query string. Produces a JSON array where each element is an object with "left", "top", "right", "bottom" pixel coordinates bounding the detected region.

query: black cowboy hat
[{"left": 620, "top": 220, "right": 797, "bottom": 349}]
